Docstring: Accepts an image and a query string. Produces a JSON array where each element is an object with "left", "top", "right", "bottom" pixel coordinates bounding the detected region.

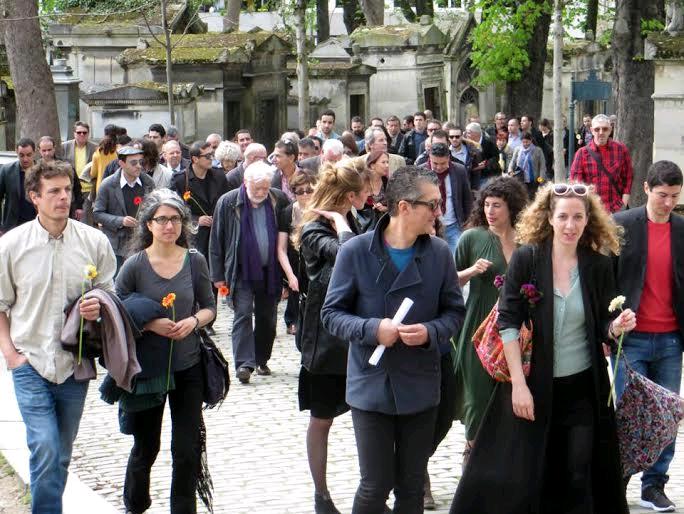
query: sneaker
[{"left": 640, "top": 486, "right": 676, "bottom": 512}]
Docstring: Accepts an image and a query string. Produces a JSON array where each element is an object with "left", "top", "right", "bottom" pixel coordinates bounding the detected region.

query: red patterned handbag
[{"left": 472, "top": 301, "right": 533, "bottom": 382}]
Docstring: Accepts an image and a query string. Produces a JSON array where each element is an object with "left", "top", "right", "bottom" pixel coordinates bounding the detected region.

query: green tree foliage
[{"left": 468, "top": 0, "right": 552, "bottom": 87}]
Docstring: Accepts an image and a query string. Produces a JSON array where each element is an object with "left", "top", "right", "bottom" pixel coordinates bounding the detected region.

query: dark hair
[
  {"left": 521, "top": 114, "right": 534, "bottom": 124},
  {"left": 298, "top": 137, "right": 316, "bottom": 151},
  {"left": 189, "top": 141, "right": 212, "bottom": 159},
  {"left": 290, "top": 170, "right": 317, "bottom": 190},
  {"left": 339, "top": 132, "right": 359, "bottom": 156},
  {"left": 320, "top": 109, "right": 336, "bottom": 121},
  {"left": 17, "top": 137, "right": 36, "bottom": 151},
  {"left": 74, "top": 121, "right": 90, "bottom": 132},
  {"left": 148, "top": 123, "right": 166, "bottom": 138},
  {"left": 427, "top": 119, "right": 442, "bottom": 127},
  {"left": 646, "top": 160, "right": 683, "bottom": 189},
  {"left": 413, "top": 111, "right": 426, "bottom": 120},
  {"left": 521, "top": 131, "right": 533, "bottom": 141},
  {"left": 351, "top": 115, "right": 363, "bottom": 124},
  {"left": 386, "top": 166, "right": 439, "bottom": 216},
  {"left": 275, "top": 139, "right": 298, "bottom": 157},
  {"left": 234, "top": 128, "right": 251, "bottom": 139},
  {"left": 24, "top": 160, "right": 73, "bottom": 200},
  {"left": 98, "top": 124, "right": 118, "bottom": 155},
  {"left": 430, "top": 142, "right": 450, "bottom": 158},
  {"left": 387, "top": 115, "right": 400, "bottom": 123},
  {"left": 167, "top": 125, "right": 180, "bottom": 138},
  {"left": 370, "top": 117, "right": 383, "bottom": 125},
  {"left": 539, "top": 118, "right": 551, "bottom": 129},
  {"left": 310, "top": 135, "right": 323, "bottom": 148},
  {"left": 117, "top": 126, "right": 128, "bottom": 136},
  {"left": 465, "top": 176, "right": 528, "bottom": 229},
  {"left": 117, "top": 134, "right": 132, "bottom": 146},
  {"left": 141, "top": 139, "right": 160, "bottom": 169},
  {"left": 366, "top": 149, "right": 389, "bottom": 169},
  {"left": 432, "top": 129, "right": 448, "bottom": 140}
]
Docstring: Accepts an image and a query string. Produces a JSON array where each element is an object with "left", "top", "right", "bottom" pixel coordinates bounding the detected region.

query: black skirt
[{"left": 298, "top": 367, "right": 349, "bottom": 419}]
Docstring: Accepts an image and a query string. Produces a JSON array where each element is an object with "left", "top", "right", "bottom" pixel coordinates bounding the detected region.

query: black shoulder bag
[
  {"left": 586, "top": 147, "right": 629, "bottom": 210},
  {"left": 188, "top": 249, "right": 230, "bottom": 409}
]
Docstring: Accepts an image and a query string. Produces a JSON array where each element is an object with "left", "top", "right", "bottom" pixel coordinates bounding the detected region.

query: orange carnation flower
[
  {"left": 161, "top": 292, "right": 177, "bottom": 308},
  {"left": 183, "top": 191, "right": 192, "bottom": 201},
  {"left": 218, "top": 285, "right": 229, "bottom": 297}
]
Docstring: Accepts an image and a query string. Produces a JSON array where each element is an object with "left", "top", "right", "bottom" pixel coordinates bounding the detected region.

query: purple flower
[
  {"left": 520, "top": 283, "right": 543, "bottom": 306},
  {"left": 493, "top": 274, "right": 506, "bottom": 289}
]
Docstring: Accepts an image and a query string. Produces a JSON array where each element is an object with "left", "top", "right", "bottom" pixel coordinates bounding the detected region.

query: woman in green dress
[{"left": 453, "top": 176, "right": 528, "bottom": 460}]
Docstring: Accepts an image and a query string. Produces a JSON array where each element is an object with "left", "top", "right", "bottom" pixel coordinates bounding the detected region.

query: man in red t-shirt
[{"left": 613, "top": 160, "right": 684, "bottom": 512}]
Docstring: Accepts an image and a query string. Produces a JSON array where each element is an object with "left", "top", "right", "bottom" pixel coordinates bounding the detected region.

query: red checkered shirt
[{"left": 570, "top": 140, "right": 633, "bottom": 213}]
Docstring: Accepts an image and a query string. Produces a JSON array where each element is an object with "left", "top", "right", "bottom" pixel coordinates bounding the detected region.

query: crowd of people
[{"left": 0, "top": 108, "right": 681, "bottom": 514}]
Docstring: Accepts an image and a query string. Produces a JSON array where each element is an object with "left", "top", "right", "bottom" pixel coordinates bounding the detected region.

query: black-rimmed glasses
[{"left": 409, "top": 199, "right": 443, "bottom": 212}]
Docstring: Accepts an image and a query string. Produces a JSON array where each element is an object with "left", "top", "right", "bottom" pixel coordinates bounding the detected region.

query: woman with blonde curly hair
[
  {"left": 294, "top": 161, "right": 367, "bottom": 513},
  {"left": 451, "top": 182, "right": 636, "bottom": 514}
]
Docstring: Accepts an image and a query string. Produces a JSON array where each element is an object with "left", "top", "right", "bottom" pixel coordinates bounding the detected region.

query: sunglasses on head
[{"left": 553, "top": 184, "right": 589, "bottom": 197}]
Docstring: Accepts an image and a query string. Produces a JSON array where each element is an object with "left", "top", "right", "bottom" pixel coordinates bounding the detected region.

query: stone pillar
[{"left": 51, "top": 58, "right": 81, "bottom": 142}]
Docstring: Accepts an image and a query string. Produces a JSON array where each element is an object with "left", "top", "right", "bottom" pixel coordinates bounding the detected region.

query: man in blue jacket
[{"left": 321, "top": 165, "right": 465, "bottom": 514}]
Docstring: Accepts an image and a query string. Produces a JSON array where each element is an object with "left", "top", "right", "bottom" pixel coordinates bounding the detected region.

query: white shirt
[
  {"left": 120, "top": 174, "right": 142, "bottom": 189},
  {"left": 0, "top": 218, "right": 116, "bottom": 383}
]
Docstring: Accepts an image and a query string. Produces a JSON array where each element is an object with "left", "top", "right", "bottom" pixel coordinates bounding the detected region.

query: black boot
[{"left": 314, "top": 493, "right": 341, "bottom": 514}]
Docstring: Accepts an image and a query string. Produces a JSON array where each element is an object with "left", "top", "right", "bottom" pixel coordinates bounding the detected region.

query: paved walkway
[{"left": 2, "top": 303, "right": 683, "bottom": 513}]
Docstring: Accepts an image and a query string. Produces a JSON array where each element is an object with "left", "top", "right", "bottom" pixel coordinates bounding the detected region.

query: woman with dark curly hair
[
  {"left": 452, "top": 176, "right": 528, "bottom": 461},
  {"left": 451, "top": 182, "right": 634, "bottom": 514}
]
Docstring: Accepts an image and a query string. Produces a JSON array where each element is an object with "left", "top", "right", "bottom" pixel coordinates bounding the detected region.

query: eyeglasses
[
  {"left": 409, "top": 198, "right": 442, "bottom": 212},
  {"left": 75, "top": 131, "right": 89, "bottom": 135},
  {"left": 128, "top": 159, "right": 144, "bottom": 167},
  {"left": 592, "top": 127, "right": 611, "bottom": 133},
  {"left": 553, "top": 184, "right": 589, "bottom": 197},
  {"left": 449, "top": 134, "right": 461, "bottom": 139},
  {"left": 294, "top": 188, "right": 314, "bottom": 196},
  {"left": 151, "top": 215, "right": 183, "bottom": 225},
  {"left": 199, "top": 153, "right": 214, "bottom": 160}
]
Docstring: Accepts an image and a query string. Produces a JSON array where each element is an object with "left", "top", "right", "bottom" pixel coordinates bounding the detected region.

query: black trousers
[
  {"left": 541, "top": 368, "right": 595, "bottom": 514},
  {"left": 351, "top": 406, "right": 437, "bottom": 514},
  {"left": 124, "top": 363, "right": 204, "bottom": 514},
  {"left": 284, "top": 289, "right": 299, "bottom": 327},
  {"left": 432, "top": 353, "right": 457, "bottom": 455}
]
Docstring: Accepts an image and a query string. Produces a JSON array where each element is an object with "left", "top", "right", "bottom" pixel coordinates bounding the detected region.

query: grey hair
[
  {"left": 167, "top": 125, "right": 180, "bottom": 138},
  {"left": 280, "top": 131, "right": 300, "bottom": 145},
  {"left": 244, "top": 143, "right": 267, "bottom": 159},
  {"left": 244, "top": 160, "right": 275, "bottom": 182},
  {"left": 162, "top": 140, "right": 181, "bottom": 152},
  {"left": 364, "top": 127, "right": 384, "bottom": 150},
  {"left": 466, "top": 122, "right": 482, "bottom": 134},
  {"left": 385, "top": 166, "right": 439, "bottom": 217},
  {"left": 126, "top": 188, "right": 196, "bottom": 254},
  {"left": 206, "top": 133, "right": 222, "bottom": 143},
  {"left": 592, "top": 114, "right": 611, "bottom": 126},
  {"left": 215, "top": 140, "right": 241, "bottom": 163},
  {"left": 322, "top": 138, "right": 344, "bottom": 159}
]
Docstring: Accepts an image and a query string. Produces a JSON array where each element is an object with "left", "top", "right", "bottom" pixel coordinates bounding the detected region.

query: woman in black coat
[
  {"left": 293, "top": 161, "right": 367, "bottom": 514},
  {"left": 450, "top": 183, "right": 636, "bottom": 514}
]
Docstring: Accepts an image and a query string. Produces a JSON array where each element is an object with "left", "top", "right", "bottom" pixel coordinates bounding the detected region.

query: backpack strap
[{"left": 586, "top": 146, "right": 624, "bottom": 201}]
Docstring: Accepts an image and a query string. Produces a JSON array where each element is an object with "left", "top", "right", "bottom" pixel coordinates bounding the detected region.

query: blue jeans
[
  {"left": 12, "top": 363, "right": 89, "bottom": 514},
  {"left": 444, "top": 222, "right": 462, "bottom": 257},
  {"left": 611, "top": 331, "right": 683, "bottom": 490}
]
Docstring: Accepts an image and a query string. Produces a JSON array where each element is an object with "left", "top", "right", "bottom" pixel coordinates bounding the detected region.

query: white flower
[{"left": 608, "top": 295, "right": 626, "bottom": 313}]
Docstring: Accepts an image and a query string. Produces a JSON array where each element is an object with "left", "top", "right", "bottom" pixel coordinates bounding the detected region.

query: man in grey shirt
[
  {"left": 0, "top": 160, "right": 116, "bottom": 512},
  {"left": 210, "top": 161, "right": 289, "bottom": 384}
]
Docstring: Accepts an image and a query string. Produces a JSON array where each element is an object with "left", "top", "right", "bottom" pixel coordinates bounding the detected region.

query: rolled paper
[{"left": 369, "top": 297, "right": 414, "bottom": 366}]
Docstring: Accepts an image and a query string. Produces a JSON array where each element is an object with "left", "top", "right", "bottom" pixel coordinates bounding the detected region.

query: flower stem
[
  {"left": 608, "top": 332, "right": 625, "bottom": 407},
  {"left": 191, "top": 197, "right": 208, "bottom": 216},
  {"left": 77, "top": 282, "right": 85, "bottom": 365},
  {"left": 166, "top": 305, "right": 175, "bottom": 392}
]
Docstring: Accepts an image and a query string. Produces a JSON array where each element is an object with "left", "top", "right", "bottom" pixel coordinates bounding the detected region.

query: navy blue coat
[{"left": 321, "top": 215, "right": 465, "bottom": 415}]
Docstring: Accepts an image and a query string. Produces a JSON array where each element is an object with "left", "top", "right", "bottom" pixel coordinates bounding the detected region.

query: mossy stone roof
[
  {"left": 118, "top": 31, "right": 288, "bottom": 65},
  {"left": 349, "top": 23, "right": 446, "bottom": 48},
  {"left": 646, "top": 33, "right": 684, "bottom": 60}
]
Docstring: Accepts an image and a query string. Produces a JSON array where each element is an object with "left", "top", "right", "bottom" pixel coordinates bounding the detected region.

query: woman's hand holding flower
[
  {"left": 610, "top": 308, "right": 636, "bottom": 338},
  {"left": 167, "top": 317, "right": 197, "bottom": 340},
  {"left": 144, "top": 318, "right": 177, "bottom": 337},
  {"left": 79, "top": 297, "right": 101, "bottom": 321}
]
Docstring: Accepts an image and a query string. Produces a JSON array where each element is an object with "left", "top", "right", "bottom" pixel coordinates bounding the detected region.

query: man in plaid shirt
[{"left": 570, "top": 114, "right": 633, "bottom": 212}]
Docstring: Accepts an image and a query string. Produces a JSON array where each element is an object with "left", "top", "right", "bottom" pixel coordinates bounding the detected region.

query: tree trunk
[
  {"left": 395, "top": 0, "right": 416, "bottom": 22},
  {"left": 359, "top": 0, "right": 384, "bottom": 25},
  {"left": 505, "top": 0, "right": 551, "bottom": 121},
  {"left": 611, "top": 0, "right": 664, "bottom": 206},
  {"left": 295, "top": 0, "right": 310, "bottom": 131},
  {"left": 1, "top": 0, "right": 60, "bottom": 145},
  {"left": 161, "top": 0, "right": 175, "bottom": 125},
  {"left": 317, "top": 0, "right": 330, "bottom": 42},
  {"left": 415, "top": 0, "right": 434, "bottom": 18},
  {"left": 552, "top": 0, "right": 565, "bottom": 182},
  {"left": 585, "top": 0, "right": 598, "bottom": 39},
  {"left": 342, "top": 0, "right": 366, "bottom": 34},
  {"left": 223, "top": 0, "right": 241, "bottom": 32}
]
